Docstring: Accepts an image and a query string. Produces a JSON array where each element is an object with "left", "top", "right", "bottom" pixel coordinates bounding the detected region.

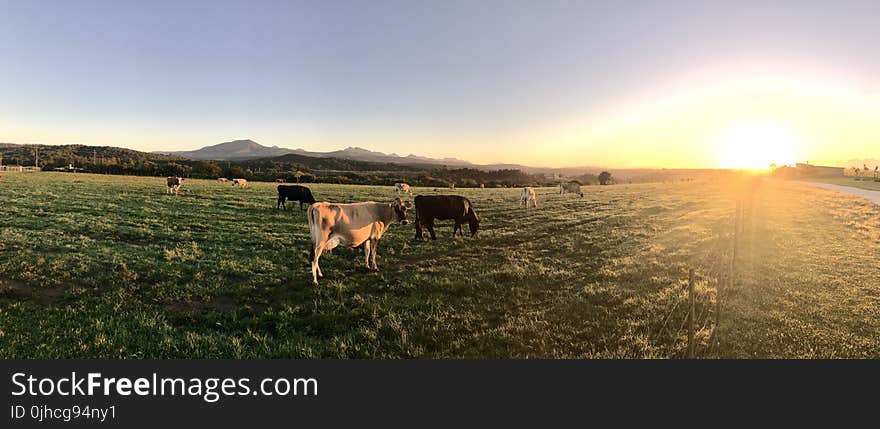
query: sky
[{"left": 1, "top": 0, "right": 878, "bottom": 168}]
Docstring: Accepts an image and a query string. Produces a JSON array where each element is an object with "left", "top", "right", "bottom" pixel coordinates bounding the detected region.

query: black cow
[
  {"left": 413, "top": 195, "right": 480, "bottom": 240},
  {"left": 277, "top": 185, "right": 316, "bottom": 210}
]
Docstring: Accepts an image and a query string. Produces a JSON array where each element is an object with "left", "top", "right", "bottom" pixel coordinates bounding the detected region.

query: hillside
[
  {"left": 1, "top": 141, "right": 721, "bottom": 186},
  {"left": 158, "top": 139, "right": 297, "bottom": 160},
  {"left": 0, "top": 142, "right": 549, "bottom": 187}
]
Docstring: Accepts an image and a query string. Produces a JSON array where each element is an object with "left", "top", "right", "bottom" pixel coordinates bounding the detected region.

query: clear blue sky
[{"left": 2, "top": 0, "right": 878, "bottom": 167}]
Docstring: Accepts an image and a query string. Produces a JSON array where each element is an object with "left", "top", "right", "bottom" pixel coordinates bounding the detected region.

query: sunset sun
[{"left": 716, "top": 121, "right": 798, "bottom": 169}]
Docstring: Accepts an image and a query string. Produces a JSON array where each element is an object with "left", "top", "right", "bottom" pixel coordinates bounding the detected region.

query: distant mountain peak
[{"left": 157, "top": 140, "right": 476, "bottom": 166}]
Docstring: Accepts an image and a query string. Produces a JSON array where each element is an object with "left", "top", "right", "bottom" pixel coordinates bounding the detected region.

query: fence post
[
  {"left": 687, "top": 268, "right": 695, "bottom": 358},
  {"left": 713, "top": 198, "right": 741, "bottom": 348}
]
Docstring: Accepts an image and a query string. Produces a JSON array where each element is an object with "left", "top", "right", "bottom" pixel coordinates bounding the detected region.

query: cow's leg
[
  {"left": 311, "top": 233, "right": 330, "bottom": 284},
  {"left": 370, "top": 238, "right": 379, "bottom": 271},
  {"left": 311, "top": 241, "right": 326, "bottom": 284},
  {"left": 426, "top": 219, "right": 436, "bottom": 240},
  {"left": 310, "top": 247, "right": 321, "bottom": 285},
  {"left": 363, "top": 239, "right": 371, "bottom": 269},
  {"left": 415, "top": 219, "right": 423, "bottom": 240},
  {"left": 453, "top": 222, "right": 461, "bottom": 237}
]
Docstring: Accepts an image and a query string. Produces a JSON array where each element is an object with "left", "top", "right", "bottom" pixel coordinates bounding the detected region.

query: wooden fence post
[{"left": 688, "top": 268, "right": 695, "bottom": 358}]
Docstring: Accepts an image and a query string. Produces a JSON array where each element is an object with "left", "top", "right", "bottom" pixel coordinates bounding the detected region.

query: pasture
[
  {"left": 804, "top": 175, "right": 880, "bottom": 192},
  {"left": 1, "top": 172, "right": 879, "bottom": 358}
]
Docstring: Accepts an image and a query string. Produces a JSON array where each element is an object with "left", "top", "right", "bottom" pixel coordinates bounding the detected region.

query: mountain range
[
  {"left": 155, "top": 139, "right": 618, "bottom": 177},
  {"left": 157, "top": 139, "right": 475, "bottom": 167}
]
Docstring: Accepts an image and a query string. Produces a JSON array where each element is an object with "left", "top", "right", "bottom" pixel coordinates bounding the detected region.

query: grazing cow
[
  {"left": 276, "top": 178, "right": 285, "bottom": 183},
  {"left": 559, "top": 181, "right": 583, "bottom": 197},
  {"left": 166, "top": 177, "right": 183, "bottom": 195},
  {"left": 413, "top": 195, "right": 480, "bottom": 240},
  {"left": 394, "top": 182, "right": 413, "bottom": 197},
  {"left": 307, "top": 198, "right": 411, "bottom": 284},
  {"left": 232, "top": 178, "right": 248, "bottom": 187},
  {"left": 217, "top": 177, "right": 229, "bottom": 183},
  {"left": 521, "top": 187, "right": 537, "bottom": 208},
  {"left": 277, "top": 184, "right": 316, "bottom": 210}
]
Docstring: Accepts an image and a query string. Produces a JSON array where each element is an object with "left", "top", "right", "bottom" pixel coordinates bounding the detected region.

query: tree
[{"left": 598, "top": 171, "right": 613, "bottom": 185}]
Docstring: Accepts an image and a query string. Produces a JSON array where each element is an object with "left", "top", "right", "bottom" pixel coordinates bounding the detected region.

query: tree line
[{"left": 0, "top": 143, "right": 561, "bottom": 188}]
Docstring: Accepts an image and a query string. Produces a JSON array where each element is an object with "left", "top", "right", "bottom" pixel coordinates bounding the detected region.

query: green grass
[
  {"left": 1, "top": 172, "right": 878, "bottom": 358},
  {"left": 803, "top": 176, "right": 880, "bottom": 191}
]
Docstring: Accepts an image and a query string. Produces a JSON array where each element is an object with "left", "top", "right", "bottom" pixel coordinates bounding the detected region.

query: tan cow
[
  {"left": 394, "top": 182, "right": 413, "bottom": 197},
  {"left": 166, "top": 177, "right": 183, "bottom": 195},
  {"left": 217, "top": 177, "right": 229, "bottom": 183},
  {"left": 232, "top": 178, "right": 248, "bottom": 188},
  {"left": 307, "top": 198, "right": 411, "bottom": 285},
  {"left": 521, "top": 187, "right": 537, "bottom": 208}
]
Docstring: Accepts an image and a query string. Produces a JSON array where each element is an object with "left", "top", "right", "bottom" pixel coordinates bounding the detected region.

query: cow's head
[
  {"left": 467, "top": 208, "right": 480, "bottom": 237},
  {"left": 391, "top": 198, "right": 412, "bottom": 225}
]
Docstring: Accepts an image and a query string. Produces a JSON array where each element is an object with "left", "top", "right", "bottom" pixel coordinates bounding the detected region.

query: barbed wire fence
[{"left": 652, "top": 189, "right": 749, "bottom": 358}]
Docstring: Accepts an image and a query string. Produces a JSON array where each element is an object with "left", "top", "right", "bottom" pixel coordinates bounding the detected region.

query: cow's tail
[{"left": 307, "top": 204, "right": 321, "bottom": 261}]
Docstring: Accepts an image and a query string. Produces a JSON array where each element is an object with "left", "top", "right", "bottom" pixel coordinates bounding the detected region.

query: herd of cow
[
  {"left": 165, "top": 177, "right": 584, "bottom": 284},
  {"left": 165, "top": 176, "right": 249, "bottom": 194}
]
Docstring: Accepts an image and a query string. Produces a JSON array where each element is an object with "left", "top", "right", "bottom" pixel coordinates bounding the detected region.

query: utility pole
[{"left": 34, "top": 145, "right": 40, "bottom": 168}]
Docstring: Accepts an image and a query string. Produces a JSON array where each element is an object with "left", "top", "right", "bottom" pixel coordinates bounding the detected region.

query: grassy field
[
  {"left": 1, "top": 172, "right": 878, "bottom": 358},
  {"left": 804, "top": 176, "right": 880, "bottom": 191}
]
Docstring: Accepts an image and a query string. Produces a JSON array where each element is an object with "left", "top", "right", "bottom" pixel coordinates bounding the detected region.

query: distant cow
[
  {"left": 414, "top": 195, "right": 480, "bottom": 240},
  {"left": 395, "top": 182, "right": 413, "bottom": 197},
  {"left": 521, "top": 187, "right": 537, "bottom": 208},
  {"left": 560, "top": 182, "right": 583, "bottom": 197},
  {"left": 217, "top": 178, "right": 229, "bottom": 183},
  {"left": 276, "top": 178, "right": 285, "bottom": 183},
  {"left": 166, "top": 177, "right": 183, "bottom": 195},
  {"left": 277, "top": 185, "right": 316, "bottom": 210},
  {"left": 232, "top": 178, "right": 248, "bottom": 187},
  {"left": 449, "top": 183, "right": 455, "bottom": 190},
  {"left": 307, "top": 198, "right": 411, "bottom": 284}
]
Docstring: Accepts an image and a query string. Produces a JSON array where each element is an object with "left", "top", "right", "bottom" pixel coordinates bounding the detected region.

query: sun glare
[{"left": 716, "top": 121, "right": 798, "bottom": 169}]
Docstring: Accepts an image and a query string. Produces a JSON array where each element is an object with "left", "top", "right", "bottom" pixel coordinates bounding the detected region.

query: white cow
[
  {"left": 395, "top": 182, "right": 413, "bottom": 197},
  {"left": 559, "top": 182, "right": 583, "bottom": 197},
  {"left": 307, "top": 198, "right": 411, "bottom": 284},
  {"left": 521, "top": 187, "right": 537, "bottom": 208},
  {"left": 232, "top": 178, "right": 249, "bottom": 188}
]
